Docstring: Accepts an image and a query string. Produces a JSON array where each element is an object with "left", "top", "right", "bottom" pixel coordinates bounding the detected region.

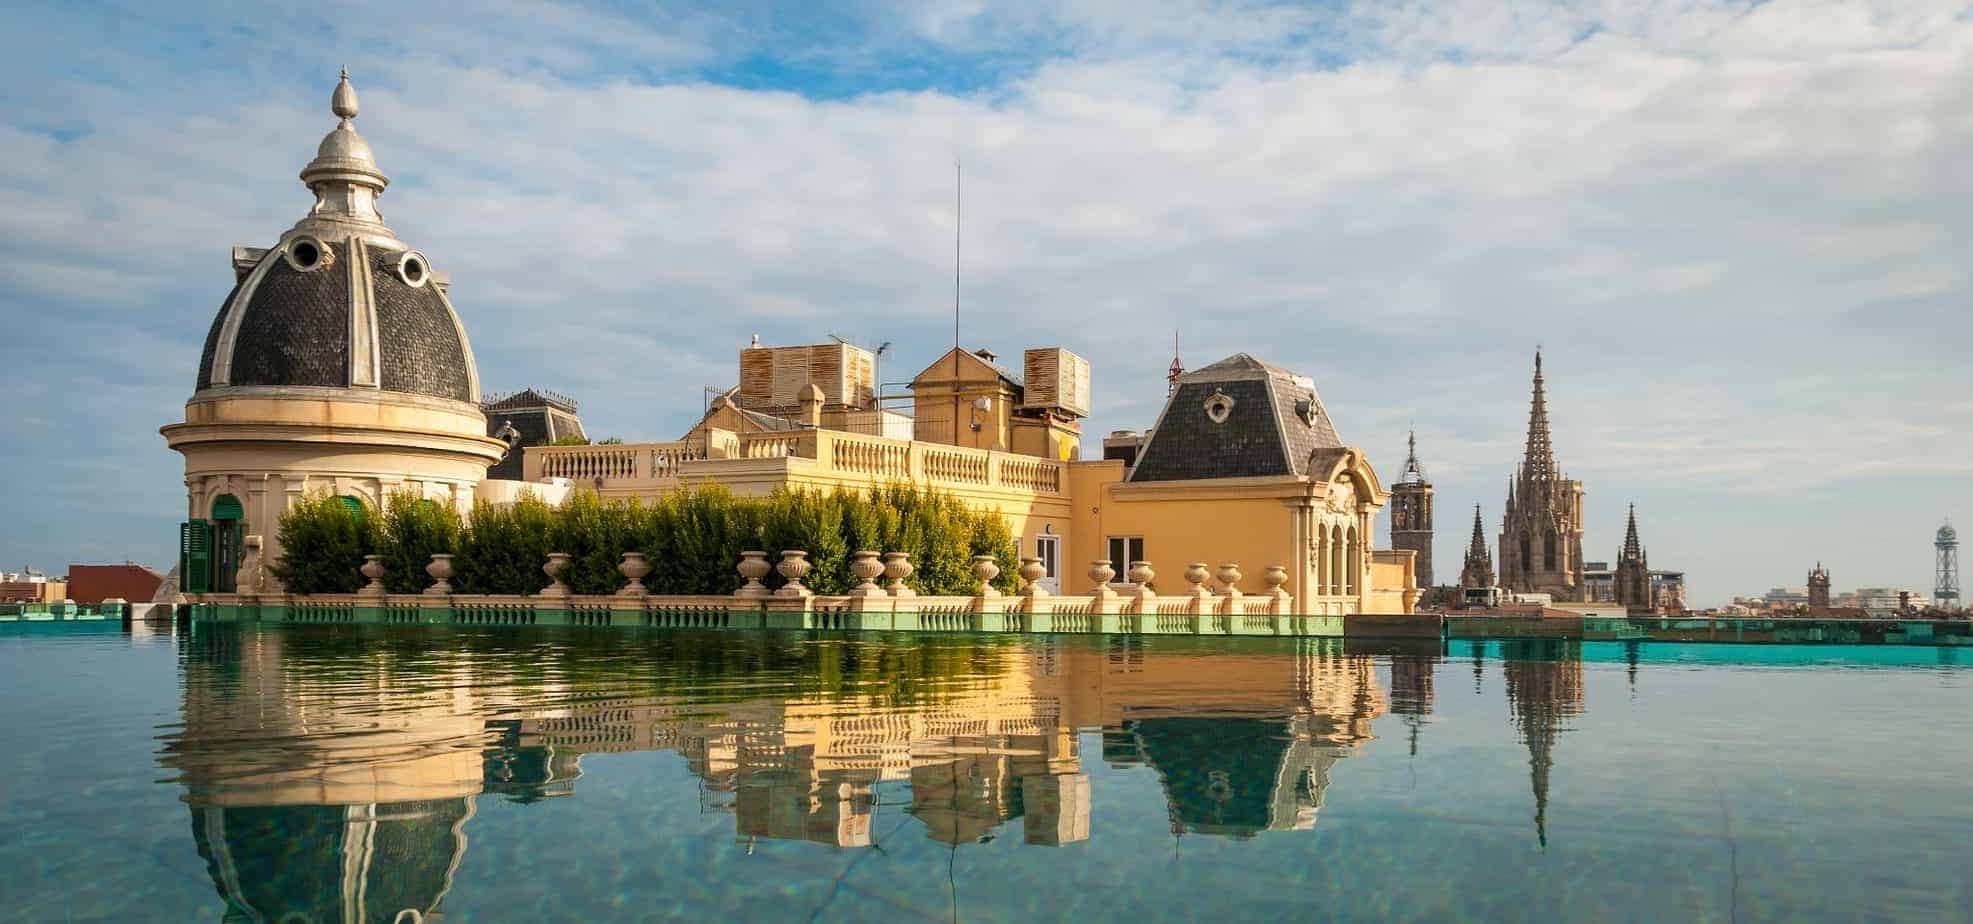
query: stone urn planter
[
  {"left": 972, "top": 555, "right": 1002, "bottom": 597},
  {"left": 849, "top": 551, "right": 885, "bottom": 596},
  {"left": 1263, "top": 565, "right": 1291, "bottom": 601},
  {"left": 1128, "top": 561, "right": 1156, "bottom": 599},
  {"left": 735, "top": 551, "right": 771, "bottom": 598},
  {"left": 618, "top": 552, "right": 650, "bottom": 596},
  {"left": 1216, "top": 562, "right": 1244, "bottom": 596},
  {"left": 883, "top": 552, "right": 916, "bottom": 598},
  {"left": 360, "top": 555, "right": 386, "bottom": 595},
  {"left": 1018, "top": 557, "right": 1049, "bottom": 597},
  {"left": 775, "top": 550, "right": 813, "bottom": 598},
  {"left": 1089, "top": 560, "right": 1117, "bottom": 598},
  {"left": 1184, "top": 562, "right": 1212, "bottom": 598},
  {"left": 425, "top": 554, "right": 455, "bottom": 596},
  {"left": 541, "top": 552, "right": 571, "bottom": 596}
]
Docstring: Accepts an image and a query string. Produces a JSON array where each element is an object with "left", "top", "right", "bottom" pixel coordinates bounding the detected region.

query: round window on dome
[
  {"left": 395, "top": 251, "right": 429, "bottom": 288},
  {"left": 284, "top": 236, "right": 333, "bottom": 273}
]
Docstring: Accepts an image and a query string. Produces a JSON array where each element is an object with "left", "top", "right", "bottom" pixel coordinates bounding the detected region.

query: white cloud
[{"left": 2, "top": 0, "right": 1969, "bottom": 602}]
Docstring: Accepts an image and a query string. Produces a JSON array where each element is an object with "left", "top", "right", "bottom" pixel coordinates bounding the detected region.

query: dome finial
[{"left": 331, "top": 67, "right": 359, "bottom": 122}]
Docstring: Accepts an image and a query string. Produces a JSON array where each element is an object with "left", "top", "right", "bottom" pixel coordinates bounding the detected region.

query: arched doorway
[{"left": 210, "top": 495, "right": 244, "bottom": 593}]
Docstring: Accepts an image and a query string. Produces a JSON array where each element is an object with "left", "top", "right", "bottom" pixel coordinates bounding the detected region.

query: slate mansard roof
[
  {"left": 1128, "top": 353, "right": 1346, "bottom": 482},
  {"left": 195, "top": 240, "right": 477, "bottom": 403}
]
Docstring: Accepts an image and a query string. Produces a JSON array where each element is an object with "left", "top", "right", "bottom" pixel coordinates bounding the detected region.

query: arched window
[
  {"left": 1347, "top": 526, "right": 1361, "bottom": 595},
  {"left": 1519, "top": 533, "right": 1532, "bottom": 571},
  {"left": 339, "top": 495, "right": 365, "bottom": 520},
  {"left": 1544, "top": 529, "right": 1558, "bottom": 571}
]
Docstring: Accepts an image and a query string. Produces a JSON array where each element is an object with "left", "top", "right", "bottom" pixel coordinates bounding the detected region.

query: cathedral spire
[
  {"left": 1522, "top": 349, "right": 1556, "bottom": 480},
  {"left": 1621, "top": 504, "right": 1643, "bottom": 561}
]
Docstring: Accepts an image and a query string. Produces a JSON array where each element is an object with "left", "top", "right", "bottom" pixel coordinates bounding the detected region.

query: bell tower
[{"left": 1390, "top": 431, "right": 1435, "bottom": 589}]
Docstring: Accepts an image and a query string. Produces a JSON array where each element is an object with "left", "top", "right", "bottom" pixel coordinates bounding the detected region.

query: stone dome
[{"left": 192, "top": 70, "right": 479, "bottom": 405}]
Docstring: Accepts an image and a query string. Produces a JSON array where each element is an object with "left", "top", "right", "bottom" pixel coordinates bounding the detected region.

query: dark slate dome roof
[
  {"left": 192, "top": 71, "right": 479, "bottom": 405},
  {"left": 195, "top": 241, "right": 475, "bottom": 402}
]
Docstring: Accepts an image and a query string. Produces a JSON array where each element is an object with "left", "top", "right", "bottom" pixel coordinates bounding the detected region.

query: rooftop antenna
[
  {"left": 1167, "top": 327, "right": 1184, "bottom": 396},
  {"left": 952, "top": 155, "right": 963, "bottom": 444}
]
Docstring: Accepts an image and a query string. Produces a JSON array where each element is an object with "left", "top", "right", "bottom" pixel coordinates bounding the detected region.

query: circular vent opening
[
  {"left": 284, "top": 236, "right": 333, "bottom": 273},
  {"left": 396, "top": 251, "right": 430, "bottom": 287}
]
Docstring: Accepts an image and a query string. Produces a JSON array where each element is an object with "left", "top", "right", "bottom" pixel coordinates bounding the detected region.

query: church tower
[
  {"left": 1807, "top": 562, "right": 1831, "bottom": 609},
  {"left": 1498, "top": 351, "right": 1586, "bottom": 601},
  {"left": 1390, "top": 431, "right": 1435, "bottom": 590},
  {"left": 1460, "top": 505, "right": 1496, "bottom": 593},
  {"left": 1612, "top": 504, "right": 1653, "bottom": 611}
]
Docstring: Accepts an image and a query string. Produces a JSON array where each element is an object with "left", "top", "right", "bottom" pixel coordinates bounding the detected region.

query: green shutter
[{"left": 180, "top": 520, "right": 212, "bottom": 594}]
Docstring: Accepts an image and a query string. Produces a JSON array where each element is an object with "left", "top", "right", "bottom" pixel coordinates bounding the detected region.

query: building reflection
[
  {"left": 167, "top": 631, "right": 1591, "bottom": 920},
  {"left": 1499, "top": 640, "right": 1584, "bottom": 848}
]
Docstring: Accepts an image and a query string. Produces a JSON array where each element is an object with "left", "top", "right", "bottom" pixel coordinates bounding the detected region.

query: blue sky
[{"left": 3, "top": 0, "right": 1970, "bottom": 605}]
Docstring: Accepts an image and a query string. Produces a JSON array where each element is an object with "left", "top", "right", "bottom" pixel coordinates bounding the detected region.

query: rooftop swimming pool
[{"left": 4, "top": 621, "right": 1969, "bottom": 922}]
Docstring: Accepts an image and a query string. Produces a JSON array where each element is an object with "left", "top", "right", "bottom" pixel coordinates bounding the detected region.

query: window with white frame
[{"left": 1105, "top": 536, "right": 1145, "bottom": 583}]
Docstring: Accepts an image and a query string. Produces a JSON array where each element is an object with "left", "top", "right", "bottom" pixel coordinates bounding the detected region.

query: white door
[{"left": 1034, "top": 535, "right": 1061, "bottom": 594}]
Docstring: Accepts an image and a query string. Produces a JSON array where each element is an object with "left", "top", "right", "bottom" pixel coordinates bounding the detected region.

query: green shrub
[
  {"left": 272, "top": 479, "right": 1029, "bottom": 597},
  {"left": 269, "top": 493, "right": 379, "bottom": 594},
  {"left": 377, "top": 491, "right": 464, "bottom": 594},
  {"left": 453, "top": 492, "right": 557, "bottom": 594}
]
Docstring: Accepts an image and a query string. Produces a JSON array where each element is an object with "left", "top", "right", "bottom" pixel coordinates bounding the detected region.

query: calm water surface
[{"left": 3, "top": 621, "right": 1971, "bottom": 922}]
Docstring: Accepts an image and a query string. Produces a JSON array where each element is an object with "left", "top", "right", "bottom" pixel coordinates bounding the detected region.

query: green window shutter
[
  {"left": 211, "top": 494, "right": 243, "bottom": 521},
  {"left": 180, "top": 520, "right": 212, "bottom": 594}
]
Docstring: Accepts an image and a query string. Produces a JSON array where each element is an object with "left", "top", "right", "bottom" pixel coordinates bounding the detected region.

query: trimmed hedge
[{"left": 272, "top": 483, "right": 1023, "bottom": 597}]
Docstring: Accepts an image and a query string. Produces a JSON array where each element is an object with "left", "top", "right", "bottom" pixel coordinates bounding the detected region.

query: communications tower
[{"left": 1937, "top": 522, "right": 1960, "bottom": 613}]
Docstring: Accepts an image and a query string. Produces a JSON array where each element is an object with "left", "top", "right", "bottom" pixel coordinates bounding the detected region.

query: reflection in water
[
  {"left": 1500, "top": 640, "right": 1585, "bottom": 849},
  {"left": 165, "top": 628, "right": 1574, "bottom": 921}
]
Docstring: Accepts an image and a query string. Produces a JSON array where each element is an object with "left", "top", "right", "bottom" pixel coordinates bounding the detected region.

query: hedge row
[{"left": 271, "top": 483, "right": 1023, "bottom": 597}]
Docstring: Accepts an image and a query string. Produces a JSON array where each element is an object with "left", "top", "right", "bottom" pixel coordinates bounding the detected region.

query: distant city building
[
  {"left": 1763, "top": 586, "right": 1811, "bottom": 609},
  {"left": 0, "top": 567, "right": 67, "bottom": 604},
  {"left": 1498, "top": 352, "right": 1586, "bottom": 602},
  {"left": 1854, "top": 587, "right": 1929, "bottom": 617},
  {"left": 66, "top": 563, "right": 165, "bottom": 605},
  {"left": 1389, "top": 431, "right": 1434, "bottom": 590},
  {"left": 1807, "top": 562, "right": 1832, "bottom": 609}
]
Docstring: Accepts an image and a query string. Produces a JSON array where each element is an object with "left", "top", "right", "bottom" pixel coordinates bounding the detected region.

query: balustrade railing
[{"left": 523, "top": 429, "right": 1068, "bottom": 496}]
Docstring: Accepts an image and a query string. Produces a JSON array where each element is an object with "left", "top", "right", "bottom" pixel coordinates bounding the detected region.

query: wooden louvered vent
[{"left": 1022, "top": 348, "right": 1091, "bottom": 418}]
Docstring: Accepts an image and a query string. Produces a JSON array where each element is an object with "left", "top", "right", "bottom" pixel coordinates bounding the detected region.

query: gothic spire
[
  {"left": 1468, "top": 505, "right": 1489, "bottom": 559},
  {"left": 1522, "top": 349, "right": 1556, "bottom": 480},
  {"left": 1621, "top": 504, "right": 1643, "bottom": 561}
]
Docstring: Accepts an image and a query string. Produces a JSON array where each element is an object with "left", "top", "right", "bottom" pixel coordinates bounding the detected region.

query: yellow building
[{"left": 530, "top": 346, "right": 1418, "bottom": 613}]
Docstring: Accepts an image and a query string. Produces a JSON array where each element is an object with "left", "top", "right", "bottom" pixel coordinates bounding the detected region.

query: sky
[{"left": 2, "top": 0, "right": 1969, "bottom": 606}]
